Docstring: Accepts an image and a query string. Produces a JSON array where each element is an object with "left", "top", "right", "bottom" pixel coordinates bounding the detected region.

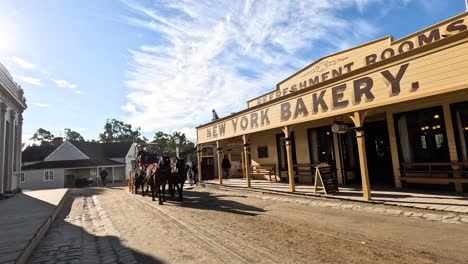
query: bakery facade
[{"left": 196, "top": 12, "right": 468, "bottom": 200}]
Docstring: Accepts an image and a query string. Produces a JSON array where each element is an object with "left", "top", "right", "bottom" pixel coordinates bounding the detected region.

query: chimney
[
  {"left": 212, "top": 109, "right": 219, "bottom": 121},
  {"left": 52, "top": 137, "right": 64, "bottom": 146}
]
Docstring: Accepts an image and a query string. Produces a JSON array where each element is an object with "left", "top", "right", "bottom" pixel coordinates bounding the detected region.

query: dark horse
[
  {"left": 146, "top": 155, "right": 172, "bottom": 204},
  {"left": 134, "top": 165, "right": 147, "bottom": 195},
  {"left": 168, "top": 157, "right": 186, "bottom": 201}
]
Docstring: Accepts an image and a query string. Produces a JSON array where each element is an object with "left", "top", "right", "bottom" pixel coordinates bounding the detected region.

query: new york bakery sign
[{"left": 198, "top": 16, "right": 468, "bottom": 143}]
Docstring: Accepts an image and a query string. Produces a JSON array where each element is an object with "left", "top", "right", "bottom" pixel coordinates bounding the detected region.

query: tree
[
  {"left": 98, "top": 119, "right": 143, "bottom": 143},
  {"left": 64, "top": 128, "right": 85, "bottom": 141},
  {"left": 151, "top": 131, "right": 196, "bottom": 159},
  {"left": 30, "top": 128, "right": 54, "bottom": 146}
]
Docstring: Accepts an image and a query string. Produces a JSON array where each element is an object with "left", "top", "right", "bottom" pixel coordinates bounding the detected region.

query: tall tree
[
  {"left": 64, "top": 128, "right": 85, "bottom": 141},
  {"left": 98, "top": 119, "right": 143, "bottom": 143},
  {"left": 30, "top": 128, "right": 54, "bottom": 146}
]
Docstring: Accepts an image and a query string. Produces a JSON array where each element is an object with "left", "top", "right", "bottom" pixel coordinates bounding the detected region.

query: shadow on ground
[{"left": 29, "top": 188, "right": 164, "bottom": 264}]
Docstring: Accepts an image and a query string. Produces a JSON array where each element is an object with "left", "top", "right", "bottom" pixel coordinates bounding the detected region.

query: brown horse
[{"left": 146, "top": 155, "right": 172, "bottom": 204}]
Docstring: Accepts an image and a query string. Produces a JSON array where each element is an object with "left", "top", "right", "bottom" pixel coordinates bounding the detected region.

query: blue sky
[{"left": 0, "top": 0, "right": 466, "bottom": 144}]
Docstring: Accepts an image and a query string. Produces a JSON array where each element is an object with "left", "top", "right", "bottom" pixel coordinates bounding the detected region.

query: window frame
[{"left": 44, "top": 170, "right": 55, "bottom": 181}]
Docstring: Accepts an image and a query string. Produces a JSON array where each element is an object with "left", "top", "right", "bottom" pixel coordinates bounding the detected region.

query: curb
[
  {"left": 16, "top": 189, "right": 70, "bottom": 264},
  {"left": 199, "top": 183, "right": 468, "bottom": 215}
]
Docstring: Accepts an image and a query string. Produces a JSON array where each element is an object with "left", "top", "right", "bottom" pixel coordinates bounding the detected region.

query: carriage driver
[{"left": 137, "top": 146, "right": 148, "bottom": 167}]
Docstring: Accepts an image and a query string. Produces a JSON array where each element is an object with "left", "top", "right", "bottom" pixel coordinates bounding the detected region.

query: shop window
[
  {"left": 258, "top": 146, "right": 268, "bottom": 158},
  {"left": 394, "top": 106, "right": 450, "bottom": 162}
]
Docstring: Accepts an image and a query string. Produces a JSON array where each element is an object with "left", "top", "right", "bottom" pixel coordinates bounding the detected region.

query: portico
[{"left": 0, "top": 63, "right": 27, "bottom": 197}]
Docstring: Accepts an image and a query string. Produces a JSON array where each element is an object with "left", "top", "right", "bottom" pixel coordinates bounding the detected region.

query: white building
[
  {"left": 0, "top": 63, "right": 27, "bottom": 198},
  {"left": 21, "top": 139, "right": 136, "bottom": 190}
]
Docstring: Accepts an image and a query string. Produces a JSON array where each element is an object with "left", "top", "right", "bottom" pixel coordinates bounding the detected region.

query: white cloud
[
  {"left": 121, "top": 0, "right": 386, "bottom": 141},
  {"left": 18, "top": 76, "right": 42, "bottom": 86},
  {"left": 54, "top": 79, "right": 78, "bottom": 89},
  {"left": 122, "top": 103, "right": 136, "bottom": 113},
  {"left": 8, "top": 56, "right": 36, "bottom": 70},
  {"left": 33, "top": 103, "right": 50, "bottom": 108}
]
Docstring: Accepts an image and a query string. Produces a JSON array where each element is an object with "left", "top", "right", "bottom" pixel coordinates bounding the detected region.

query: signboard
[{"left": 313, "top": 164, "right": 338, "bottom": 195}]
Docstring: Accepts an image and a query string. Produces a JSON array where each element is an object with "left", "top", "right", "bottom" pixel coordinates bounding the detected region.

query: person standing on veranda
[{"left": 221, "top": 155, "right": 231, "bottom": 179}]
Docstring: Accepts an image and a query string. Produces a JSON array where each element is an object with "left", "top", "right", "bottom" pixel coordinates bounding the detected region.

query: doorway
[
  {"left": 276, "top": 132, "right": 297, "bottom": 182},
  {"left": 365, "top": 121, "right": 394, "bottom": 185}
]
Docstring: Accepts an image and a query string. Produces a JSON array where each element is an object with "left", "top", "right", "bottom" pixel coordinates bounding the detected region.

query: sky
[{"left": 0, "top": 0, "right": 466, "bottom": 144}]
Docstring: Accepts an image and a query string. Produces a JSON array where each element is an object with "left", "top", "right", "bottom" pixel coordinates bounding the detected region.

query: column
[
  {"left": 241, "top": 146, "right": 246, "bottom": 178},
  {"left": 197, "top": 146, "right": 202, "bottom": 185},
  {"left": 350, "top": 111, "right": 371, "bottom": 201},
  {"left": 242, "top": 135, "right": 250, "bottom": 187},
  {"left": 7, "top": 111, "right": 16, "bottom": 192},
  {"left": 332, "top": 133, "right": 343, "bottom": 185},
  {"left": 227, "top": 147, "right": 232, "bottom": 178},
  {"left": 112, "top": 167, "right": 115, "bottom": 184},
  {"left": 442, "top": 103, "right": 462, "bottom": 192},
  {"left": 386, "top": 111, "right": 402, "bottom": 188},
  {"left": 216, "top": 141, "right": 223, "bottom": 185},
  {"left": 282, "top": 126, "right": 295, "bottom": 192},
  {"left": 15, "top": 115, "right": 23, "bottom": 191},
  {"left": 0, "top": 102, "right": 7, "bottom": 194}
]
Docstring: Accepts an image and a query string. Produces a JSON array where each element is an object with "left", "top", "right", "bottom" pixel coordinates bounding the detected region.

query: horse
[
  {"left": 168, "top": 157, "right": 186, "bottom": 201},
  {"left": 133, "top": 165, "right": 147, "bottom": 195},
  {"left": 146, "top": 155, "right": 172, "bottom": 204}
]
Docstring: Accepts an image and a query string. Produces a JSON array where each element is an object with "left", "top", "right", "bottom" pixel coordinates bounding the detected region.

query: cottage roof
[
  {"left": 21, "top": 159, "right": 124, "bottom": 170},
  {"left": 22, "top": 145, "right": 58, "bottom": 162}
]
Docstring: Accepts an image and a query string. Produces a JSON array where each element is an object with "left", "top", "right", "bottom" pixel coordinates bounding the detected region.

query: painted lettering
[
  {"left": 332, "top": 84, "right": 349, "bottom": 109},
  {"left": 240, "top": 116, "right": 249, "bottom": 131},
  {"left": 312, "top": 90, "right": 328, "bottom": 113},
  {"left": 322, "top": 72, "right": 330, "bottom": 82},
  {"left": 280, "top": 102, "right": 291, "bottom": 122},
  {"left": 417, "top": 28, "right": 440, "bottom": 46},
  {"left": 231, "top": 118, "right": 239, "bottom": 133},
  {"left": 353, "top": 77, "right": 374, "bottom": 104},
  {"left": 212, "top": 125, "right": 218, "bottom": 137},
  {"left": 446, "top": 19, "right": 467, "bottom": 33},
  {"left": 381, "top": 48, "right": 395, "bottom": 60},
  {"left": 332, "top": 67, "right": 342, "bottom": 78},
  {"left": 365, "top": 54, "right": 377, "bottom": 65},
  {"left": 343, "top": 62, "right": 354, "bottom": 73},
  {"left": 207, "top": 128, "right": 211, "bottom": 139},
  {"left": 298, "top": 81, "right": 306, "bottom": 90},
  {"left": 218, "top": 122, "right": 226, "bottom": 136},
  {"left": 381, "top": 63, "right": 409, "bottom": 96},
  {"left": 293, "top": 98, "right": 309, "bottom": 119},
  {"left": 261, "top": 108, "right": 270, "bottom": 126},
  {"left": 309, "top": 76, "right": 320, "bottom": 86},
  {"left": 250, "top": 112, "right": 259, "bottom": 128},
  {"left": 398, "top": 41, "right": 414, "bottom": 54}
]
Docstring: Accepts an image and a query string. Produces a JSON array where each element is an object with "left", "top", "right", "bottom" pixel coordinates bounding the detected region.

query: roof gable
[
  {"left": 71, "top": 141, "right": 133, "bottom": 159},
  {"left": 44, "top": 141, "right": 89, "bottom": 161},
  {"left": 22, "top": 145, "right": 57, "bottom": 162}
]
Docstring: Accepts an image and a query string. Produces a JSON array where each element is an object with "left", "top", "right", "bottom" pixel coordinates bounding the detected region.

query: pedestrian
[
  {"left": 99, "top": 168, "right": 108, "bottom": 187},
  {"left": 221, "top": 155, "right": 231, "bottom": 179},
  {"left": 186, "top": 165, "right": 194, "bottom": 186},
  {"left": 192, "top": 163, "right": 198, "bottom": 184}
]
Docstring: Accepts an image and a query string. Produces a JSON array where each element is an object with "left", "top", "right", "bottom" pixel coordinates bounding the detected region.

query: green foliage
[
  {"left": 30, "top": 128, "right": 54, "bottom": 146},
  {"left": 98, "top": 119, "right": 143, "bottom": 143},
  {"left": 64, "top": 128, "right": 85, "bottom": 141},
  {"left": 151, "top": 131, "right": 196, "bottom": 160}
]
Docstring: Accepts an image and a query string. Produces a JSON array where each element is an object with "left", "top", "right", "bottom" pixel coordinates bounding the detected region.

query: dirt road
[{"left": 32, "top": 186, "right": 468, "bottom": 263}]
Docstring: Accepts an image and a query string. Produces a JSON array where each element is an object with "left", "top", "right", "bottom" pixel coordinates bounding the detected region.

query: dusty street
[{"left": 30, "top": 186, "right": 468, "bottom": 264}]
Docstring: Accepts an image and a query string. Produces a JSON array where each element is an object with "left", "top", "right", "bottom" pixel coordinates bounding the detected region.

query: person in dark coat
[
  {"left": 99, "top": 168, "right": 108, "bottom": 187},
  {"left": 221, "top": 155, "right": 231, "bottom": 179}
]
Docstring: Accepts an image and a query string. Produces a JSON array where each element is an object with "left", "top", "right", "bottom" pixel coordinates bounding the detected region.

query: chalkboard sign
[{"left": 313, "top": 164, "right": 339, "bottom": 194}]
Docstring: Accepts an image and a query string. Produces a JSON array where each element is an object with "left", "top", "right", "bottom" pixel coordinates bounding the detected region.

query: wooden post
[
  {"left": 242, "top": 135, "right": 251, "bottom": 188},
  {"left": 112, "top": 167, "right": 115, "bottom": 184},
  {"left": 227, "top": 147, "right": 232, "bottom": 178},
  {"left": 197, "top": 145, "right": 202, "bottom": 185},
  {"left": 332, "top": 132, "right": 343, "bottom": 185},
  {"left": 96, "top": 167, "right": 99, "bottom": 187},
  {"left": 241, "top": 146, "right": 246, "bottom": 179},
  {"left": 443, "top": 103, "right": 462, "bottom": 192},
  {"left": 282, "top": 126, "right": 295, "bottom": 192},
  {"left": 217, "top": 141, "right": 223, "bottom": 185},
  {"left": 349, "top": 111, "right": 371, "bottom": 201},
  {"left": 386, "top": 111, "right": 402, "bottom": 188}
]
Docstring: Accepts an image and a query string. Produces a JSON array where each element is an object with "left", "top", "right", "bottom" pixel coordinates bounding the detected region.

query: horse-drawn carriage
[{"left": 128, "top": 143, "right": 187, "bottom": 205}]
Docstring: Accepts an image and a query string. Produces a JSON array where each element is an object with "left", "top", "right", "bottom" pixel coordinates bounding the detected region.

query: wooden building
[{"left": 196, "top": 12, "right": 468, "bottom": 200}]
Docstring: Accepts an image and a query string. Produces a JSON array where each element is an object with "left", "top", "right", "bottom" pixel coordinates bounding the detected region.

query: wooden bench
[
  {"left": 293, "top": 163, "right": 315, "bottom": 183},
  {"left": 400, "top": 162, "right": 468, "bottom": 189},
  {"left": 250, "top": 164, "right": 278, "bottom": 182}
]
